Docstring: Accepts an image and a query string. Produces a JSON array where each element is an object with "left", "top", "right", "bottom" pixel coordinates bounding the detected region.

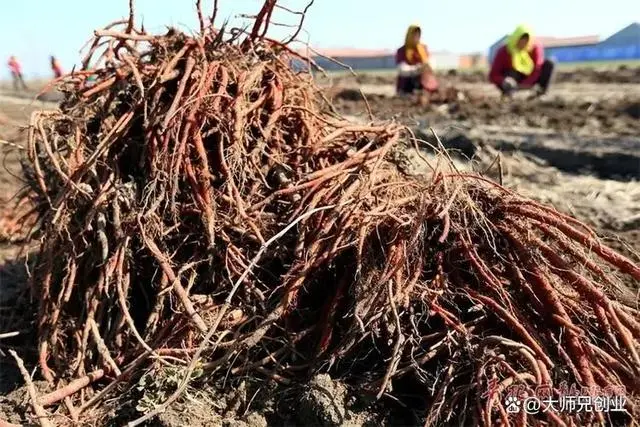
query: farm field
[
  {"left": 326, "top": 67, "right": 640, "bottom": 273},
  {"left": 0, "top": 30, "right": 639, "bottom": 427},
  {"left": 330, "top": 68, "right": 640, "bottom": 247}
]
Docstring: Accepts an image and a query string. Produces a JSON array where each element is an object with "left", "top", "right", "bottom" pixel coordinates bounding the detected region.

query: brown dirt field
[
  {"left": 443, "top": 65, "right": 640, "bottom": 85},
  {"left": 334, "top": 91, "right": 640, "bottom": 136},
  {"left": 0, "top": 100, "right": 39, "bottom": 426},
  {"left": 328, "top": 81, "right": 640, "bottom": 278},
  {"left": 0, "top": 100, "right": 44, "bottom": 262},
  {"left": 327, "top": 65, "right": 640, "bottom": 87}
]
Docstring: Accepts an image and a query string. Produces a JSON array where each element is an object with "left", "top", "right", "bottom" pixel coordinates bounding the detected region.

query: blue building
[
  {"left": 488, "top": 22, "right": 640, "bottom": 64},
  {"left": 292, "top": 48, "right": 464, "bottom": 72}
]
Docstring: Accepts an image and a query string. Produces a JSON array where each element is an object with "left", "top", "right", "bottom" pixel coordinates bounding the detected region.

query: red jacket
[
  {"left": 489, "top": 43, "right": 544, "bottom": 87},
  {"left": 8, "top": 58, "right": 21, "bottom": 75}
]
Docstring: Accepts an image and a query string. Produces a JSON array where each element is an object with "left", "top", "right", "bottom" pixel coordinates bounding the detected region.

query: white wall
[{"left": 430, "top": 52, "right": 460, "bottom": 70}]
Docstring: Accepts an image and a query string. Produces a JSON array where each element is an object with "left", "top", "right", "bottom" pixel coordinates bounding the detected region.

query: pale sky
[{"left": 1, "top": 0, "right": 638, "bottom": 78}]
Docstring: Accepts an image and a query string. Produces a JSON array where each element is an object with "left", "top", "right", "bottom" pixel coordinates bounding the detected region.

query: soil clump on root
[{"left": 2, "top": 2, "right": 640, "bottom": 426}]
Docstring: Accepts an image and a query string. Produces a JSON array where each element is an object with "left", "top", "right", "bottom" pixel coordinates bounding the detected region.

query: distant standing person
[
  {"left": 7, "top": 56, "right": 27, "bottom": 91},
  {"left": 50, "top": 56, "right": 63, "bottom": 78},
  {"left": 395, "top": 24, "right": 439, "bottom": 96},
  {"left": 489, "top": 25, "right": 554, "bottom": 99}
]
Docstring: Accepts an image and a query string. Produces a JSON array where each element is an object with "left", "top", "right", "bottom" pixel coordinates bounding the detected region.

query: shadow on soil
[
  {"left": 0, "top": 90, "right": 63, "bottom": 104},
  {"left": 416, "top": 128, "right": 640, "bottom": 182},
  {"left": 492, "top": 136, "right": 640, "bottom": 181},
  {"left": 111, "top": 374, "right": 418, "bottom": 427},
  {"left": 0, "top": 255, "right": 39, "bottom": 425},
  {"left": 0, "top": 255, "right": 35, "bottom": 392}
]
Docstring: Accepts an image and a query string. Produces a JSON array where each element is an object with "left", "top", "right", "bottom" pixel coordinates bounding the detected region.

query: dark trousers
[
  {"left": 500, "top": 59, "right": 554, "bottom": 94},
  {"left": 12, "top": 72, "right": 27, "bottom": 91},
  {"left": 397, "top": 75, "right": 422, "bottom": 94},
  {"left": 397, "top": 72, "right": 439, "bottom": 95}
]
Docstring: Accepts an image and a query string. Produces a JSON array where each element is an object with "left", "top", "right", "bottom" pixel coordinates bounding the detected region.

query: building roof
[
  {"left": 295, "top": 47, "right": 459, "bottom": 59},
  {"left": 537, "top": 35, "right": 600, "bottom": 47},
  {"left": 489, "top": 34, "right": 601, "bottom": 53},
  {"left": 295, "top": 48, "right": 393, "bottom": 59},
  {"left": 602, "top": 22, "right": 640, "bottom": 44}
]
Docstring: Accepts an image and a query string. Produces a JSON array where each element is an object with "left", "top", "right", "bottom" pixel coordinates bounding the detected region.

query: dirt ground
[
  {"left": 327, "top": 65, "right": 640, "bottom": 87},
  {"left": 0, "top": 100, "right": 43, "bottom": 263},
  {"left": 327, "top": 69, "right": 640, "bottom": 260},
  {"left": 0, "top": 68, "right": 639, "bottom": 426}
]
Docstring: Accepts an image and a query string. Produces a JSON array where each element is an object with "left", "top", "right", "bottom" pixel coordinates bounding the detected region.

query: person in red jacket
[
  {"left": 395, "top": 24, "right": 439, "bottom": 96},
  {"left": 489, "top": 25, "right": 554, "bottom": 98},
  {"left": 7, "top": 56, "right": 28, "bottom": 91},
  {"left": 50, "top": 56, "right": 63, "bottom": 78}
]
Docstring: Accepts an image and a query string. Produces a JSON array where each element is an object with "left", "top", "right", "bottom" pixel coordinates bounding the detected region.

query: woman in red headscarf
[{"left": 395, "top": 25, "right": 439, "bottom": 95}]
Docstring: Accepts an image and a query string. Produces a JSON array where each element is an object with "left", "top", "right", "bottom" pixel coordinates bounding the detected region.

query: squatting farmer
[
  {"left": 489, "top": 25, "right": 554, "bottom": 99},
  {"left": 51, "top": 56, "right": 63, "bottom": 78},
  {"left": 395, "top": 24, "right": 439, "bottom": 96},
  {"left": 7, "top": 56, "right": 28, "bottom": 91}
]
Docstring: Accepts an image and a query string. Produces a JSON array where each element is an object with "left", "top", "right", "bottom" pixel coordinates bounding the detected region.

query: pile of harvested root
[{"left": 9, "top": 1, "right": 639, "bottom": 425}]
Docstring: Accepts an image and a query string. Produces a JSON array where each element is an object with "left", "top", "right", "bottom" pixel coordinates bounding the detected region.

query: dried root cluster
[{"left": 9, "top": 1, "right": 640, "bottom": 425}]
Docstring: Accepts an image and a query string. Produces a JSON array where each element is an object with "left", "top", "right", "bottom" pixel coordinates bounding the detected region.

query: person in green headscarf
[{"left": 489, "top": 24, "right": 555, "bottom": 98}]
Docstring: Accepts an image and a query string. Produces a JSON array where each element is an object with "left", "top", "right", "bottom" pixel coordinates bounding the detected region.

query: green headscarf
[{"left": 506, "top": 24, "right": 534, "bottom": 75}]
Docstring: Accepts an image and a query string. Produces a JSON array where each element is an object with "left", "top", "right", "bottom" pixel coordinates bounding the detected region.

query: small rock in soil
[
  {"left": 222, "top": 412, "right": 268, "bottom": 427},
  {"left": 299, "top": 374, "right": 347, "bottom": 426},
  {"left": 245, "top": 412, "right": 268, "bottom": 427}
]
